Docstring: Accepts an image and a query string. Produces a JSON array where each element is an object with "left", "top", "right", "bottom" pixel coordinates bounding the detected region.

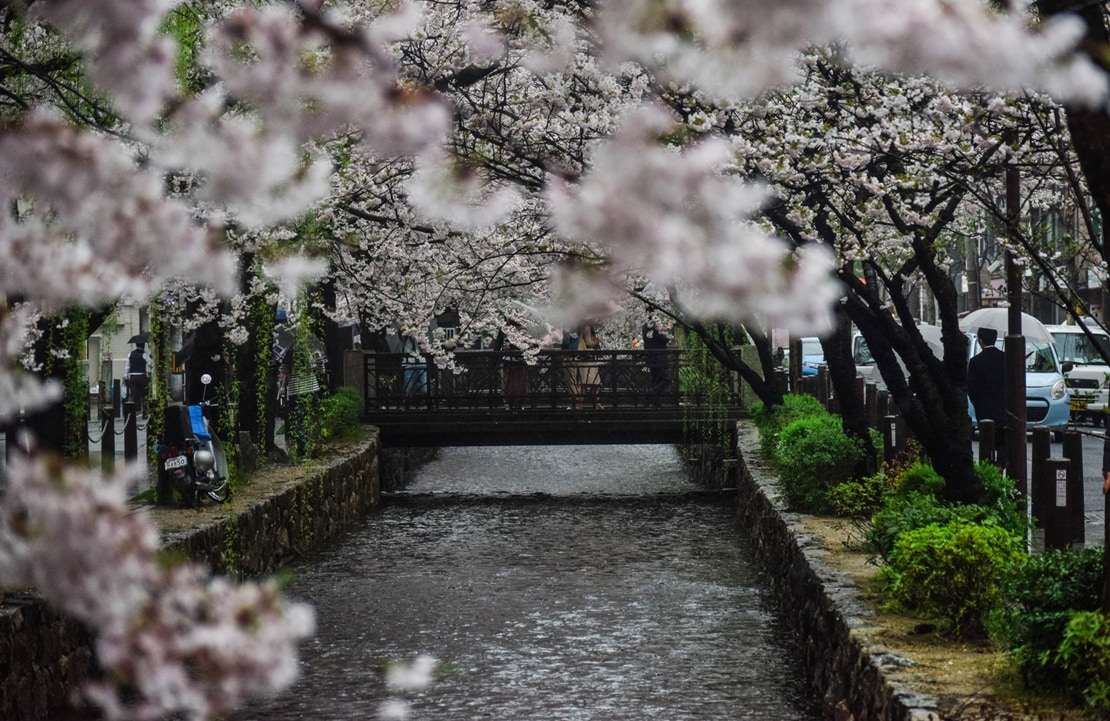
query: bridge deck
[{"left": 365, "top": 407, "right": 742, "bottom": 446}]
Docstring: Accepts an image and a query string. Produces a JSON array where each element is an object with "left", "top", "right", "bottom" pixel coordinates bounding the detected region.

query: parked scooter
[{"left": 158, "top": 373, "right": 229, "bottom": 507}]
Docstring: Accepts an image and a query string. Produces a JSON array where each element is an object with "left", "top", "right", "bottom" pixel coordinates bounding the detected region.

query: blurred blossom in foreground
[
  {"left": 0, "top": 455, "right": 315, "bottom": 721},
  {"left": 379, "top": 655, "right": 438, "bottom": 720}
]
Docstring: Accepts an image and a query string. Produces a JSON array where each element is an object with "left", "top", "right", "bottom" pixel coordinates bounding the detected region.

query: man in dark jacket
[{"left": 967, "top": 327, "right": 1007, "bottom": 468}]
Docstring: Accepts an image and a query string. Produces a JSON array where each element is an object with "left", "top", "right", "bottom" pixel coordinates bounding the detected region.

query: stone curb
[{"left": 734, "top": 421, "right": 943, "bottom": 721}]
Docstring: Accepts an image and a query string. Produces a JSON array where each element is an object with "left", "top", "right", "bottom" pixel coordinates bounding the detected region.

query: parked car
[
  {"left": 852, "top": 324, "right": 943, "bottom": 385},
  {"left": 1046, "top": 320, "right": 1110, "bottom": 425},
  {"left": 800, "top": 336, "right": 824, "bottom": 376},
  {"left": 854, "top": 316, "right": 1070, "bottom": 433}
]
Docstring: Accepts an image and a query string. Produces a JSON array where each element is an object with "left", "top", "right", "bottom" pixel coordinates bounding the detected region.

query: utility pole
[{"left": 1005, "top": 165, "right": 1028, "bottom": 499}]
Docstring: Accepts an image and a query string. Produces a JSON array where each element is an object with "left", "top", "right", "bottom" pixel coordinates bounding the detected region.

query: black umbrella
[{"left": 128, "top": 332, "right": 149, "bottom": 345}]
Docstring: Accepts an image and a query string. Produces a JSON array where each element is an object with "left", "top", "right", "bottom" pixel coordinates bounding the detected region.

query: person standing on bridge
[
  {"left": 642, "top": 322, "right": 673, "bottom": 401},
  {"left": 495, "top": 325, "right": 529, "bottom": 410},
  {"left": 563, "top": 322, "right": 603, "bottom": 409}
]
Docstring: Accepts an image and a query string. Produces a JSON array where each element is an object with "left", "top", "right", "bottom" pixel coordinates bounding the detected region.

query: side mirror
[
  {"left": 1061, "top": 362, "right": 1074, "bottom": 374},
  {"left": 201, "top": 373, "right": 213, "bottom": 385}
]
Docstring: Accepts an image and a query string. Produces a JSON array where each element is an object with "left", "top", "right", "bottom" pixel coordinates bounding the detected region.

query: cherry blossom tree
[{"left": 1, "top": 0, "right": 1108, "bottom": 718}]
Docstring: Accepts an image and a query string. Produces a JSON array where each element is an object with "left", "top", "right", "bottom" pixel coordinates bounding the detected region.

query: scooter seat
[{"left": 188, "top": 405, "right": 212, "bottom": 441}]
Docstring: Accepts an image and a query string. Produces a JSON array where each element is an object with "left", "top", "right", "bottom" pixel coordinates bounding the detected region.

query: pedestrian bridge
[{"left": 358, "top": 349, "right": 743, "bottom": 447}]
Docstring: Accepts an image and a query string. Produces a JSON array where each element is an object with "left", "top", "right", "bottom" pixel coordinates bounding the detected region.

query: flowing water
[{"left": 229, "top": 445, "right": 822, "bottom": 721}]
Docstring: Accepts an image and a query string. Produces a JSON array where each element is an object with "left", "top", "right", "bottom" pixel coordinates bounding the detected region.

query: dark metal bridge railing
[{"left": 360, "top": 349, "right": 736, "bottom": 413}]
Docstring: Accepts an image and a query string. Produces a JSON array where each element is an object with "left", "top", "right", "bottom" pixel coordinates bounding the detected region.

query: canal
[{"left": 229, "top": 445, "right": 823, "bottom": 721}]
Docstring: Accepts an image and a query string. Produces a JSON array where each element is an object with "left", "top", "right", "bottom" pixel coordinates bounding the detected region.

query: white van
[{"left": 1046, "top": 320, "right": 1110, "bottom": 425}]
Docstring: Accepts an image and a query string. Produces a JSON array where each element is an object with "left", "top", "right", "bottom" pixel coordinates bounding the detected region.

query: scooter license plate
[{"left": 164, "top": 455, "right": 188, "bottom": 470}]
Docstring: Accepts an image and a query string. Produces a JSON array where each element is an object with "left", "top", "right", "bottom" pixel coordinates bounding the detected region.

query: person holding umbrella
[{"left": 124, "top": 334, "right": 150, "bottom": 416}]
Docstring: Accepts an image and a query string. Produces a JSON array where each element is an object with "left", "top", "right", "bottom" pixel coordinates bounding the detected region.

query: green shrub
[
  {"left": 751, "top": 393, "right": 827, "bottom": 460},
  {"left": 773, "top": 413, "right": 863, "bottom": 513},
  {"left": 891, "top": 461, "right": 945, "bottom": 500},
  {"left": 989, "top": 546, "right": 1104, "bottom": 692},
  {"left": 880, "top": 520, "right": 1027, "bottom": 636},
  {"left": 1052, "top": 610, "right": 1110, "bottom": 711},
  {"left": 319, "top": 386, "right": 364, "bottom": 444},
  {"left": 867, "top": 462, "right": 1025, "bottom": 564},
  {"left": 827, "top": 471, "right": 889, "bottom": 520},
  {"left": 975, "top": 460, "right": 1027, "bottom": 538}
]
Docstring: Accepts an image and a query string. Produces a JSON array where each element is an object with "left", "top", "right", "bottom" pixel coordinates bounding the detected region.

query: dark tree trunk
[
  {"left": 820, "top": 308, "right": 879, "bottom": 476},
  {"left": 842, "top": 282, "right": 982, "bottom": 505}
]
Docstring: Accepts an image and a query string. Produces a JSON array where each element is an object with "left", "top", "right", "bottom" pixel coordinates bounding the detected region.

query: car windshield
[
  {"left": 801, "top": 338, "right": 822, "bottom": 357},
  {"left": 979, "top": 336, "right": 1059, "bottom": 373},
  {"left": 1052, "top": 331, "right": 1110, "bottom": 365},
  {"left": 1026, "top": 340, "right": 1059, "bottom": 373}
]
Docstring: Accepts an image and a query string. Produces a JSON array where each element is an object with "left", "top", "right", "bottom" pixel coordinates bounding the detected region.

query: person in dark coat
[
  {"left": 124, "top": 342, "right": 149, "bottom": 416},
  {"left": 967, "top": 327, "right": 1007, "bottom": 468},
  {"left": 642, "top": 322, "right": 673, "bottom": 399}
]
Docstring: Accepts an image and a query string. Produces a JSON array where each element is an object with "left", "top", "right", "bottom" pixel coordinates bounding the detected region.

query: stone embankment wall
[
  {"left": 732, "top": 422, "right": 940, "bottom": 721},
  {"left": 0, "top": 435, "right": 383, "bottom": 721},
  {"left": 161, "top": 438, "right": 383, "bottom": 575}
]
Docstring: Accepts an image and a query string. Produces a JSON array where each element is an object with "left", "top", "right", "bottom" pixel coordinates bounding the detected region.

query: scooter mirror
[{"left": 201, "top": 373, "right": 213, "bottom": 385}]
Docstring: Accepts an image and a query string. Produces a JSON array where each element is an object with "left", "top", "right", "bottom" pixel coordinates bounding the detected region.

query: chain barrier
[
  {"left": 87, "top": 417, "right": 109, "bottom": 444},
  {"left": 86, "top": 413, "right": 148, "bottom": 442}
]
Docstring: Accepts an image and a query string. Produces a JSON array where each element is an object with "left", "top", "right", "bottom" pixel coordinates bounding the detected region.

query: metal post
[
  {"left": 123, "top": 401, "right": 137, "bottom": 462},
  {"left": 112, "top": 378, "right": 123, "bottom": 419},
  {"left": 1042, "top": 457, "right": 1071, "bottom": 550},
  {"left": 101, "top": 406, "right": 115, "bottom": 475},
  {"left": 1005, "top": 165, "right": 1028, "bottom": 498}
]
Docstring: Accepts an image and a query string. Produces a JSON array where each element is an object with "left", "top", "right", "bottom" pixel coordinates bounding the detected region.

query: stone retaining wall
[
  {"left": 733, "top": 421, "right": 940, "bottom": 721},
  {"left": 0, "top": 435, "right": 382, "bottom": 721},
  {"left": 161, "top": 438, "right": 382, "bottom": 576}
]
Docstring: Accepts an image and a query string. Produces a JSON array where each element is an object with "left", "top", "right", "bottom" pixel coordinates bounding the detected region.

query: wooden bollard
[
  {"left": 1062, "top": 430, "right": 1086, "bottom": 546},
  {"left": 883, "top": 414, "right": 903, "bottom": 465},
  {"left": 865, "top": 382, "right": 878, "bottom": 429},
  {"left": 978, "top": 419, "right": 996, "bottom": 466},
  {"left": 1042, "top": 457, "right": 1073, "bottom": 550}
]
